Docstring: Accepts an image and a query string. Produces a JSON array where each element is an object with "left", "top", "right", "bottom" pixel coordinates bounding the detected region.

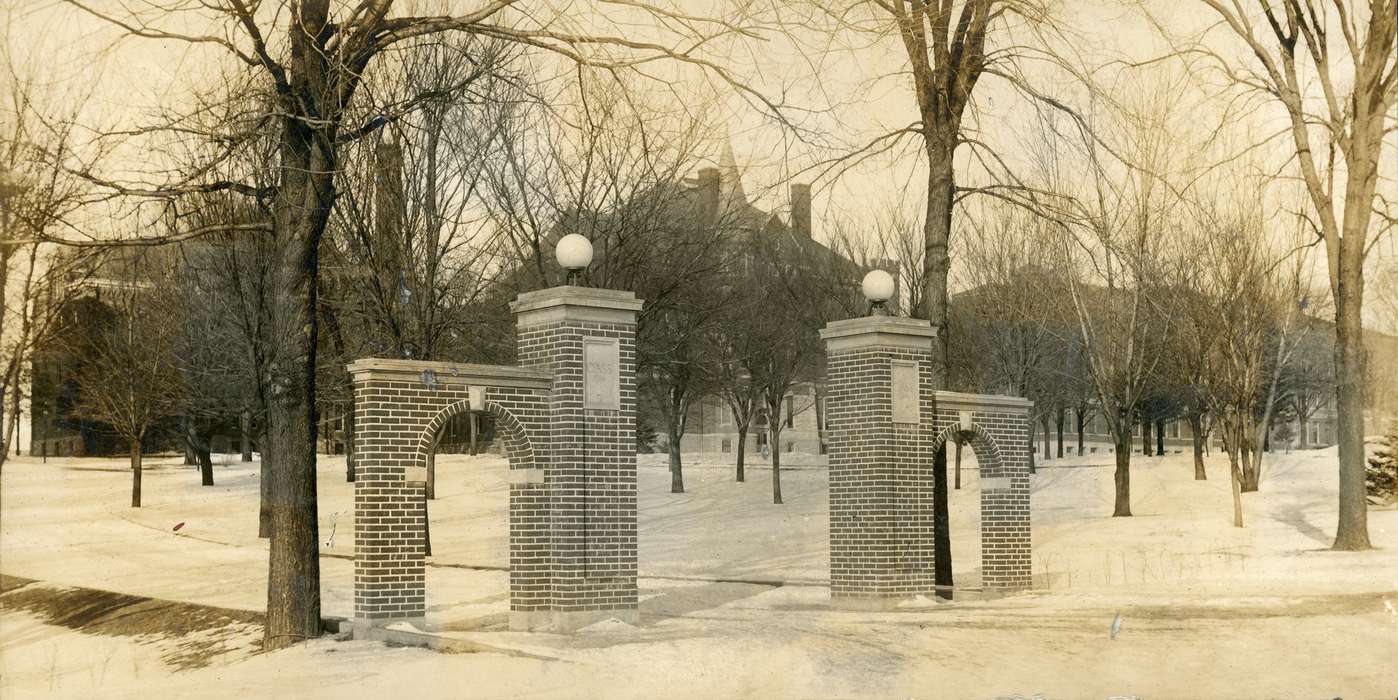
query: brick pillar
[
  {"left": 821, "top": 315, "right": 939, "bottom": 607},
  {"left": 510, "top": 285, "right": 643, "bottom": 631}
]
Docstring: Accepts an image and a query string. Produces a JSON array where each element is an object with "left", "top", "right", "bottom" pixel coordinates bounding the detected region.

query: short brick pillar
[
  {"left": 821, "top": 315, "right": 939, "bottom": 606},
  {"left": 929, "top": 392, "right": 1033, "bottom": 591},
  {"left": 510, "top": 285, "right": 643, "bottom": 631},
  {"left": 349, "top": 361, "right": 551, "bottom": 630}
]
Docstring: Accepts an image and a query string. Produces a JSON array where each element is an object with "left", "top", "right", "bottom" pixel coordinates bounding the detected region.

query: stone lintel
[
  {"left": 345, "top": 359, "right": 551, "bottom": 390},
  {"left": 510, "top": 285, "right": 644, "bottom": 327},
  {"left": 933, "top": 389, "right": 1033, "bottom": 414},
  {"left": 820, "top": 316, "right": 936, "bottom": 353}
]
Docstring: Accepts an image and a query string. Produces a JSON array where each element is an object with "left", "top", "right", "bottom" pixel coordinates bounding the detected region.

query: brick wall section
[{"left": 350, "top": 363, "right": 551, "bottom": 621}]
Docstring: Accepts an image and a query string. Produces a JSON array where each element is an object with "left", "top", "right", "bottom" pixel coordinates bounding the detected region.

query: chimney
[
  {"left": 790, "top": 183, "right": 811, "bottom": 238},
  {"left": 697, "top": 167, "right": 721, "bottom": 223}
]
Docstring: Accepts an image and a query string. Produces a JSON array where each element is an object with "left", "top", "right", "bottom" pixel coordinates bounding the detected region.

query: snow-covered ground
[{"left": 1, "top": 448, "right": 1395, "bottom": 698}]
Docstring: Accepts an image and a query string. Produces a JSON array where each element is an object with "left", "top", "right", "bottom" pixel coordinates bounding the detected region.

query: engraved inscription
[
  {"left": 584, "top": 339, "right": 620, "bottom": 410},
  {"left": 891, "top": 360, "right": 919, "bottom": 424}
]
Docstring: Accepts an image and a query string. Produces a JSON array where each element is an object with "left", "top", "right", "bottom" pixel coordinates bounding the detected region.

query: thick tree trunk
[
  {"left": 344, "top": 405, "right": 356, "bottom": 482},
  {"left": 1141, "top": 418, "right": 1152, "bottom": 457},
  {"left": 241, "top": 410, "right": 254, "bottom": 462},
  {"left": 953, "top": 435, "right": 962, "bottom": 490},
  {"left": 260, "top": 114, "right": 332, "bottom": 650},
  {"left": 735, "top": 424, "right": 747, "bottom": 482},
  {"left": 1112, "top": 433, "right": 1132, "bottom": 517},
  {"left": 770, "top": 424, "right": 783, "bottom": 504},
  {"left": 1189, "top": 413, "right": 1207, "bottom": 480},
  {"left": 923, "top": 141, "right": 955, "bottom": 591},
  {"left": 1332, "top": 277, "right": 1371, "bottom": 549},
  {"left": 933, "top": 443, "right": 952, "bottom": 599},
  {"left": 130, "top": 440, "right": 142, "bottom": 508},
  {"left": 1155, "top": 419, "right": 1165, "bottom": 456}
]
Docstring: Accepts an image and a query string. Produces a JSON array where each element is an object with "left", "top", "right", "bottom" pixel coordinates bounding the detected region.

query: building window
[
  {"left": 785, "top": 395, "right": 794, "bottom": 428},
  {"left": 718, "top": 405, "right": 732, "bottom": 428},
  {"left": 721, "top": 438, "right": 731, "bottom": 453},
  {"left": 786, "top": 441, "right": 794, "bottom": 453}
]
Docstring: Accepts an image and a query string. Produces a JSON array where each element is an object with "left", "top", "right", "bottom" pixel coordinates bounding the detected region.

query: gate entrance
[
  {"left": 348, "top": 285, "right": 643, "bottom": 633},
  {"left": 821, "top": 315, "right": 1032, "bottom": 606}
]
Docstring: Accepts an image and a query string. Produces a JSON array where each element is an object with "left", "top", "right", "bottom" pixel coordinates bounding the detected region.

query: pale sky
[{"left": 4, "top": 0, "right": 1395, "bottom": 309}]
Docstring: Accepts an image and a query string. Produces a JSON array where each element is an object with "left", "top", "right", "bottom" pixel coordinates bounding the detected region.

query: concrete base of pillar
[
  {"left": 830, "top": 595, "right": 930, "bottom": 611},
  {"left": 509, "top": 608, "right": 639, "bottom": 632}
]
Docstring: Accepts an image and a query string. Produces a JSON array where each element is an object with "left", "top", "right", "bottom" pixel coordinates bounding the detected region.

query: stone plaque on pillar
[
  {"left": 584, "top": 338, "right": 620, "bottom": 410},
  {"left": 891, "top": 360, "right": 920, "bottom": 424}
]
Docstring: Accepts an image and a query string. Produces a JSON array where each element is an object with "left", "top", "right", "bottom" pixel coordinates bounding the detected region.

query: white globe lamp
[
  {"left": 861, "top": 269, "right": 895, "bottom": 316},
  {"left": 555, "top": 233, "right": 594, "bottom": 286}
]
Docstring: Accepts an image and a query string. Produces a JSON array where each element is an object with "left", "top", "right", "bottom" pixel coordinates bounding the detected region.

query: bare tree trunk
[
  {"left": 1112, "top": 432, "right": 1132, "bottom": 517},
  {"left": 198, "top": 442, "right": 214, "bottom": 486},
  {"left": 1189, "top": 412, "right": 1207, "bottom": 480},
  {"left": 344, "top": 405, "right": 355, "bottom": 482},
  {"left": 770, "top": 424, "right": 783, "bottom": 504},
  {"left": 1141, "top": 418, "right": 1152, "bottom": 456},
  {"left": 426, "top": 433, "right": 437, "bottom": 500},
  {"left": 1041, "top": 415, "right": 1052, "bottom": 459},
  {"left": 668, "top": 388, "right": 686, "bottom": 494},
  {"left": 241, "top": 409, "right": 254, "bottom": 462},
  {"left": 933, "top": 443, "right": 951, "bottom": 599},
  {"left": 1333, "top": 280, "right": 1371, "bottom": 549},
  {"left": 1230, "top": 452, "right": 1244, "bottom": 528},
  {"left": 1155, "top": 419, "right": 1165, "bottom": 456},
  {"left": 924, "top": 145, "right": 954, "bottom": 592},
  {"left": 1076, "top": 406, "right": 1086, "bottom": 456},
  {"left": 735, "top": 424, "right": 748, "bottom": 482},
  {"left": 130, "top": 440, "right": 142, "bottom": 508},
  {"left": 467, "top": 413, "right": 478, "bottom": 456},
  {"left": 1056, "top": 408, "right": 1065, "bottom": 458},
  {"left": 258, "top": 430, "right": 272, "bottom": 539},
  {"left": 1239, "top": 435, "right": 1255, "bottom": 492},
  {"left": 261, "top": 157, "right": 326, "bottom": 650},
  {"left": 953, "top": 434, "right": 962, "bottom": 490},
  {"left": 423, "top": 488, "right": 432, "bottom": 557},
  {"left": 668, "top": 424, "right": 685, "bottom": 494}
]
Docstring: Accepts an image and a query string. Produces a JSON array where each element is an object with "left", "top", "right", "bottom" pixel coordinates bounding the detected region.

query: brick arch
[
  {"left": 413, "top": 399, "right": 536, "bottom": 472},
  {"left": 929, "top": 422, "right": 1007, "bottom": 479}
]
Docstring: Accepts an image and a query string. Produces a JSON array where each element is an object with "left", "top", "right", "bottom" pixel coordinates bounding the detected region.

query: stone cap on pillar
[
  {"left": 510, "top": 285, "right": 644, "bottom": 326},
  {"left": 820, "top": 316, "right": 937, "bottom": 353}
]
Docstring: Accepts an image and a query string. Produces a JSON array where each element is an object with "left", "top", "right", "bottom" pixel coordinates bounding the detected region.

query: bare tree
[
  {"left": 69, "top": 251, "right": 180, "bottom": 507},
  {"left": 1167, "top": 0, "right": 1397, "bottom": 549}
]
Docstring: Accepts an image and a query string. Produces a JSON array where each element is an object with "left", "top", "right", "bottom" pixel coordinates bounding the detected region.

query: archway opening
[
  {"left": 934, "top": 424, "right": 1010, "bottom": 595},
  {"left": 416, "top": 401, "right": 526, "bottom": 633}
]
